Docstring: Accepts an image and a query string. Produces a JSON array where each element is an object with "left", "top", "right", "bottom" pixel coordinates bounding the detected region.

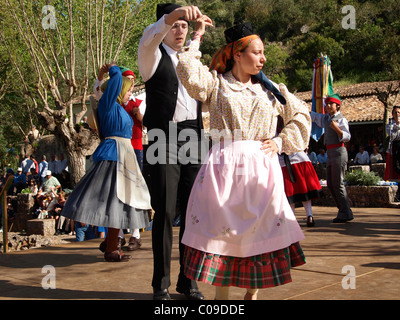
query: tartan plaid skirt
[{"left": 183, "top": 242, "right": 305, "bottom": 289}]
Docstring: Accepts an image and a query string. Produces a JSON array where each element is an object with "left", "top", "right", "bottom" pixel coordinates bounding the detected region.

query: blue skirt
[{"left": 62, "top": 160, "right": 149, "bottom": 230}]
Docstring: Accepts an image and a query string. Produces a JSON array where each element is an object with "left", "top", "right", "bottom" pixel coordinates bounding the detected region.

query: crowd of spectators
[
  {"left": 307, "top": 142, "right": 386, "bottom": 167},
  {"left": 0, "top": 153, "right": 105, "bottom": 241}
]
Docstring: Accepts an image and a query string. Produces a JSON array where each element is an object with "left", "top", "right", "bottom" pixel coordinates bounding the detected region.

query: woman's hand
[
  {"left": 193, "top": 15, "right": 214, "bottom": 37},
  {"left": 104, "top": 61, "right": 117, "bottom": 73},
  {"left": 165, "top": 5, "right": 202, "bottom": 25},
  {"left": 132, "top": 108, "right": 143, "bottom": 122},
  {"left": 260, "top": 139, "right": 279, "bottom": 156},
  {"left": 98, "top": 62, "right": 116, "bottom": 80},
  {"left": 98, "top": 64, "right": 108, "bottom": 81}
]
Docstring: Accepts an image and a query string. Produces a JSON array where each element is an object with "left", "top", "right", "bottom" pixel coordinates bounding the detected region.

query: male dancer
[
  {"left": 311, "top": 93, "right": 354, "bottom": 223},
  {"left": 138, "top": 3, "right": 211, "bottom": 300}
]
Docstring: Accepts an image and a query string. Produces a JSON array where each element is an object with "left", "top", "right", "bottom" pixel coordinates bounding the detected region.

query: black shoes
[
  {"left": 332, "top": 217, "right": 354, "bottom": 223},
  {"left": 153, "top": 289, "right": 171, "bottom": 300},
  {"left": 176, "top": 286, "right": 204, "bottom": 300},
  {"left": 153, "top": 287, "right": 204, "bottom": 300},
  {"left": 306, "top": 216, "right": 315, "bottom": 227}
]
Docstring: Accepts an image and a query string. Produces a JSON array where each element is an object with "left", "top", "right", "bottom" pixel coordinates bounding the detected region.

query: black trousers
[{"left": 147, "top": 131, "right": 208, "bottom": 291}]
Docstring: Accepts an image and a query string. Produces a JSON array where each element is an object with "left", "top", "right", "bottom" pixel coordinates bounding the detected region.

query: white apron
[{"left": 106, "top": 136, "right": 151, "bottom": 210}]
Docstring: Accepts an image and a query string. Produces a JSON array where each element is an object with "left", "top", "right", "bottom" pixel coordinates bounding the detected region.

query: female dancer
[
  {"left": 279, "top": 151, "right": 323, "bottom": 227},
  {"left": 176, "top": 19, "right": 311, "bottom": 299},
  {"left": 62, "top": 63, "right": 151, "bottom": 262}
]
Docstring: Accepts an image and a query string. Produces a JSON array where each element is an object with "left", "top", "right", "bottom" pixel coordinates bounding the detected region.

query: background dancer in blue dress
[{"left": 62, "top": 63, "right": 151, "bottom": 262}]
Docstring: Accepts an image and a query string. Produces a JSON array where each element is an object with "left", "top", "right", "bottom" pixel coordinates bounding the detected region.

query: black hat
[
  {"left": 157, "top": 3, "right": 186, "bottom": 21},
  {"left": 224, "top": 22, "right": 255, "bottom": 44}
]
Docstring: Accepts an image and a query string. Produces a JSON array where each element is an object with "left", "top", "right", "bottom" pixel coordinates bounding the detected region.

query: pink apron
[{"left": 182, "top": 140, "right": 305, "bottom": 258}]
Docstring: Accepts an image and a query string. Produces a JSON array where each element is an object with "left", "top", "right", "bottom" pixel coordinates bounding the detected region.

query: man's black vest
[{"left": 143, "top": 45, "right": 202, "bottom": 135}]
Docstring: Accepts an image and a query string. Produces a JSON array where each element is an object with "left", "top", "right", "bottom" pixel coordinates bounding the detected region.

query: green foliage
[
  {"left": 263, "top": 43, "right": 289, "bottom": 84},
  {"left": 186, "top": 0, "right": 400, "bottom": 90},
  {"left": 0, "top": 0, "right": 161, "bottom": 164},
  {"left": 344, "top": 169, "right": 381, "bottom": 186},
  {"left": 1, "top": 0, "right": 399, "bottom": 170}
]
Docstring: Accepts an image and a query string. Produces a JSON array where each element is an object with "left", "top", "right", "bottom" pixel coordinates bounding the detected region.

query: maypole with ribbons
[{"left": 311, "top": 54, "right": 334, "bottom": 141}]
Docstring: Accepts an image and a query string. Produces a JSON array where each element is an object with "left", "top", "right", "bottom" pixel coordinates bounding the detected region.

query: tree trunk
[
  {"left": 56, "top": 122, "right": 100, "bottom": 187},
  {"left": 67, "top": 149, "right": 87, "bottom": 186}
]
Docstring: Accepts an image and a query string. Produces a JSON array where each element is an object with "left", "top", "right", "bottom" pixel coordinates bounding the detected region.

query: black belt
[{"left": 283, "top": 153, "right": 296, "bottom": 183}]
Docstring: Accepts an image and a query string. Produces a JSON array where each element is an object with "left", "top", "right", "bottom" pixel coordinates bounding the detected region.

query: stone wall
[
  {"left": 370, "top": 163, "right": 386, "bottom": 179},
  {"left": 314, "top": 163, "right": 386, "bottom": 181},
  {"left": 12, "top": 193, "right": 37, "bottom": 232},
  {"left": 312, "top": 185, "right": 399, "bottom": 208},
  {"left": 26, "top": 219, "right": 55, "bottom": 236},
  {"left": 1, "top": 232, "right": 73, "bottom": 251}
]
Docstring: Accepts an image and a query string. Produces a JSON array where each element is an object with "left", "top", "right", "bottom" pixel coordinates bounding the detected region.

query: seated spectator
[
  {"left": 37, "top": 170, "right": 61, "bottom": 208},
  {"left": 27, "top": 168, "right": 40, "bottom": 186},
  {"left": 29, "top": 178, "right": 39, "bottom": 195},
  {"left": 306, "top": 147, "right": 318, "bottom": 164},
  {"left": 7, "top": 197, "right": 16, "bottom": 220},
  {"left": 13, "top": 167, "right": 27, "bottom": 194},
  {"left": 370, "top": 146, "right": 384, "bottom": 164},
  {"left": 39, "top": 170, "right": 61, "bottom": 194},
  {"left": 27, "top": 125, "right": 40, "bottom": 143},
  {"left": 35, "top": 191, "right": 55, "bottom": 219},
  {"left": 354, "top": 146, "right": 370, "bottom": 165},
  {"left": 49, "top": 191, "right": 66, "bottom": 233},
  {"left": 75, "top": 222, "right": 96, "bottom": 242},
  {"left": 317, "top": 148, "right": 327, "bottom": 165},
  {"left": 55, "top": 191, "right": 74, "bottom": 235},
  {"left": 54, "top": 191, "right": 67, "bottom": 212},
  {"left": 46, "top": 192, "right": 59, "bottom": 216}
]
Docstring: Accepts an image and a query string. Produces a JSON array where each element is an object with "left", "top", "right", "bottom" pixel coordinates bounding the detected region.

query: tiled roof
[
  {"left": 340, "top": 96, "right": 384, "bottom": 123},
  {"left": 295, "top": 80, "right": 400, "bottom": 123}
]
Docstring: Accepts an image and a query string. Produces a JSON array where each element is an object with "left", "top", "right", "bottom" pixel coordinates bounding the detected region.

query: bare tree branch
[
  {"left": 113, "top": 0, "right": 130, "bottom": 61},
  {"left": 0, "top": 29, "right": 41, "bottom": 112},
  {"left": 102, "top": 1, "right": 118, "bottom": 66}
]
